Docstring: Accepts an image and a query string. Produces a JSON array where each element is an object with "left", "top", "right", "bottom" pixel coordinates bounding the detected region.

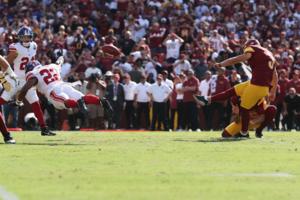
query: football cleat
[
  {"left": 4, "top": 136, "right": 16, "bottom": 144},
  {"left": 41, "top": 127, "right": 56, "bottom": 136},
  {"left": 193, "top": 95, "right": 208, "bottom": 106},
  {"left": 255, "top": 130, "right": 263, "bottom": 138}
]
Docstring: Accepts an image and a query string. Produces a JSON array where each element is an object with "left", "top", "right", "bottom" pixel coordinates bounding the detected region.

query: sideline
[{"left": 0, "top": 186, "right": 19, "bottom": 200}]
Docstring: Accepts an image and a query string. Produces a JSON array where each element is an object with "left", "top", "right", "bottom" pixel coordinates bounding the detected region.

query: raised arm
[{"left": 216, "top": 53, "right": 252, "bottom": 68}]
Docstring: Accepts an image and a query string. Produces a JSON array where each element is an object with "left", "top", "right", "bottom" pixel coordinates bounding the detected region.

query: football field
[{"left": 0, "top": 131, "right": 300, "bottom": 200}]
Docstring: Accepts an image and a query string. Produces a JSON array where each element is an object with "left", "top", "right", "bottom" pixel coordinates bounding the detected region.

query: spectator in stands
[
  {"left": 209, "top": 29, "right": 226, "bottom": 54},
  {"left": 129, "top": 59, "right": 144, "bottom": 83},
  {"left": 287, "top": 70, "right": 300, "bottom": 93},
  {"left": 148, "top": 74, "right": 172, "bottom": 131},
  {"left": 134, "top": 74, "right": 151, "bottom": 129},
  {"left": 173, "top": 54, "right": 192, "bottom": 76},
  {"left": 119, "top": 31, "right": 135, "bottom": 56},
  {"left": 123, "top": 73, "right": 137, "bottom": 129},
  {"left": 112, "top": 56, "right": 132, "bottom": 74},
  {"left": 163, "top": 32, "right": 184, "bottom": 64},
  {"left": 84, "top": 57, "right": 102, "bottom": 79},
  {"left": 148, "top": 22, "right": 166, "bottom": 55}
]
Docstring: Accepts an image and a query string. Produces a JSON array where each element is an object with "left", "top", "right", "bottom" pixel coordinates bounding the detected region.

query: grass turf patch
[{"left": 0, "top": 131, "right": 300, "bottom": 200}]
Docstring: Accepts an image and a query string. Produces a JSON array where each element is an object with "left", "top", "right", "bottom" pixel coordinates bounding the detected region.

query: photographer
[
  {"left": 86, "top": 73, "right": 107, "bottom": 129},
  {"left": 283, "top": 87, "right": 300, "bottom": 130}
]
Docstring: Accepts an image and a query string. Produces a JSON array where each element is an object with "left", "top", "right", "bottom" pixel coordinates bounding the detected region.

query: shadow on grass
[{"left": 174, "top": 137, "right": 252, "bottom": 143}]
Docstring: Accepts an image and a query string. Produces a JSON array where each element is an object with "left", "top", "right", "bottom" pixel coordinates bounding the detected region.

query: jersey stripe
[
  {"left": 26, "top": 73, "right": 34, "bottom": 81},
  {"left": 243, "top": 47, "right": 255, "bottom": 54},
  {"left": 50, "top": 91, "right": 66, "bottom": 103}
]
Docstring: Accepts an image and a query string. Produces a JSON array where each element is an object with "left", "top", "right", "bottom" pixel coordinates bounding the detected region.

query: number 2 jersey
[
  {"left": 8, "top": 42, "right": 37, "bottom": 80},
  {"left": 26, "top": 63, "right": 62, "bottom": 97}
]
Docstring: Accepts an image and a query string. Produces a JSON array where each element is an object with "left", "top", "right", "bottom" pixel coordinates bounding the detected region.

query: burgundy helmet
[{"left": 244, "top": 39, "right": 260, "bottom": 47}]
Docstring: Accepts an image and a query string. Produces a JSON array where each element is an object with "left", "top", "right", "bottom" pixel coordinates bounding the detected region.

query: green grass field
[{"left": 0, "top": 131, "right": 300, "bottom": 200}]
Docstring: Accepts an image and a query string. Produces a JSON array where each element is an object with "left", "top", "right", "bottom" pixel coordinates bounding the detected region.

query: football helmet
[
  {"left": 244, "top": 39, "right": 260, "bottom": 48},
  {"left": 17, "top": 26, "right": 33, "bottom": 47},
  {"left": 25, "top": 60, "right": 41, "bottom": 73}
]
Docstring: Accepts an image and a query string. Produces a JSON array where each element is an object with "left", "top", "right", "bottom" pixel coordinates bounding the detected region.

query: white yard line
[
  {"left": 0, "top": 186, "right": 19, "bottom": 200},
  {"left": 210, "top": 172, "right": 294, "bottom": 178}
]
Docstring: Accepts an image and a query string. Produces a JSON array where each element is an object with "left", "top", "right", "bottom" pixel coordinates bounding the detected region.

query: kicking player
[
  {"left": 0, "top": 55, "right": 16, "bottom": 144},
  {"left": 222, "top": 96, "right": 277, "bottom": 138},
  {"left": 16, "top": 59, "right": 112, "bottom": 116},
  {"left": 194, "top": 39, "right": 278, "bottom": 136},
  {"left": 3, "top": 26, "right": 55, "bottom": 136}
]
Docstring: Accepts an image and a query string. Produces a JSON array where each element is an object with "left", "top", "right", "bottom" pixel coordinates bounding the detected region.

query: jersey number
[
  {"left": 39, "top": 69, "right": 59, "bottom": 85},
  {"left": 20, "top": 57, "right": 34, "bottom": 70},
  {"left": 268, "top": 61, "right": 275, "bottom": 69}
]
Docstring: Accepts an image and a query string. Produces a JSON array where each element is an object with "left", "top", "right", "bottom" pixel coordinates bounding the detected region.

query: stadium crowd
[{"left": 0, "top": 0, "right": 299, "bottom": 131}]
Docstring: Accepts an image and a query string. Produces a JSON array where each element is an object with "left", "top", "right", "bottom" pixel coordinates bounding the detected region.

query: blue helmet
[
  {"left": 17, "top": 26, "right": 33, "bottom": 47},
  {"left": 25, "top": 60, "right": 41, "bottom": 73}
]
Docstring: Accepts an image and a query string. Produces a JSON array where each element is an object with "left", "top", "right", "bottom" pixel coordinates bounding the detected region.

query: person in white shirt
[
  {"left": 84, "top": 58, "right": 102, "bottom": 79},
  {"left": 163, "top": 33, "right": 184, "bottom": 63},
  {"left": 174, "top": 73, "right": 186, "bottom": 130},
  {"left": 112, "top": 56, "right": 132, "bottom": 74},
  {"left": 123, "top": 73, "right": 137, "bottom": 129},
  {"left": 209, "top": 29, "right": 226, "bottom": 54},
  {"left": 161, "top": 70, "right": 173, "bottom": 128},
  {"left": 162, "top": 70, "right": 174, "bottom": 89},
  {"left": 173, "top": 54, "right": 192, "bottom": 76},
  {"left": 199, "top": 71, "right": 211, "bottom": 96},
  {"left": 134, "top": 74, "right": 151, "bottom": 129},
  {"left": 198, "top": 71, "right": 212, "bottom": 130},
  {"left": 148, "top": 74, "right": 172, "bottom": 131}
]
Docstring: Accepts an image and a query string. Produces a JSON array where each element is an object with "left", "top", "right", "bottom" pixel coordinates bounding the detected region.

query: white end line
[{"left": 0, "top": 186, "right": 19, "bottom": 200}]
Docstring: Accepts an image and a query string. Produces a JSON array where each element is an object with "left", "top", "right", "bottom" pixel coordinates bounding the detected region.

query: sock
[
  {"left": 211, "top": 88, "right": 236, "bottom": 102},
  {"left": 256, "top": 106, "right": 277, "bottom": 132},
  {"left": 0, "top": 112, "right": 10, "bottom": 138},
  {"left": 65, "top": 99, "right": 78, "bottom": 108},
  {"left": 0, "top": 97, "right": 7, "bottom": 105},
  {"left": 83, "top": 94, "right": 100, "bottom": 105},
  {"left": 31, "top": 101, "right": 46, "bottom": 128},
  {"left": 240, "top": 107, "right": 250, "bottom": 133}
]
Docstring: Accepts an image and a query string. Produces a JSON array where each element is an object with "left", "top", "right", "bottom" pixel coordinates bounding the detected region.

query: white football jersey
[
  {"left": 26, "top": 64, "right": 62, "bottom": 97},
  {"left": 8, "top": 42, "right": 37, "bottom": 80}
]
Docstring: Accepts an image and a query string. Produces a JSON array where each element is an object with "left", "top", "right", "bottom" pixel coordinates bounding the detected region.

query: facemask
[{"left": 22, "top": 42, "right": 30, "bottom": 47}]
